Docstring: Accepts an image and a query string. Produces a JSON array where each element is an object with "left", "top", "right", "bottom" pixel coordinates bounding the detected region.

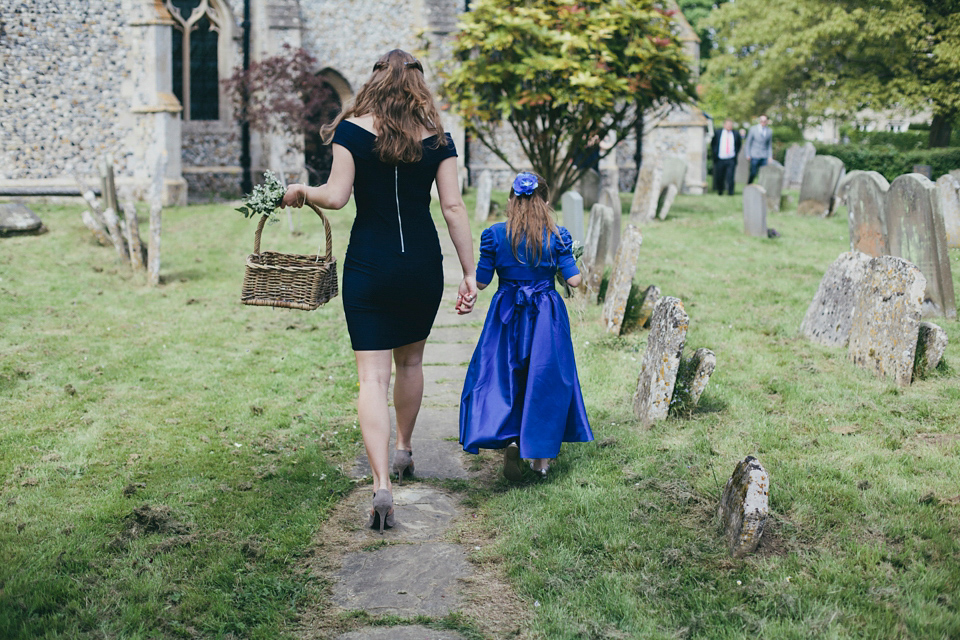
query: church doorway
[{"left": 304, "top": 79, "right": 342, "bottom": 185}]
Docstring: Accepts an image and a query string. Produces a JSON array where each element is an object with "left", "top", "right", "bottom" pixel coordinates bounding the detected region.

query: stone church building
[{"left": 1, "top": 0, "right": 708, "bottom": 204}]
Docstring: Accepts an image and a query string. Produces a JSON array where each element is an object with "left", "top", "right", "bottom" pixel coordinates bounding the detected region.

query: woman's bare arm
[{"left": 281, "top": 144, "right": 355, "bottom": 210}]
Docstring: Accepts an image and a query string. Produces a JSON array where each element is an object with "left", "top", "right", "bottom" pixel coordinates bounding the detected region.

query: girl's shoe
[
  {"left": 367, "top": 489, "right": 396, "bottom": 533},
  {"left": 530, "top": 459, "right": 550, "bottom": 479},
  {"left": 392, "top": 450, "right": 415, "bottom": 484},
  {"left": 503, "top": 444, "right": 523, "bottom": 482}
]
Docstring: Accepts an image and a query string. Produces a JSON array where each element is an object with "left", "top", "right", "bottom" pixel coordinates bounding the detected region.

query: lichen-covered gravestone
[
  {"left": 629, "top": 160, "right": 662, "bottom": 225},
  {"left": 676, "top": 347, "right": 716, "bottom": 408},
  {"left": 474, "top": 170, "right": 492, "bottom": 223},
  {"left": 582, "top": 203, "right": 611, "bottom": 302},
  {"left": 742, "top": 184, "right": 768, "bottom": 237},
  {"left": 600, "top": 193, "right": 621, "bottom": 264},
  {"left": 783, "top": 142, "right": 816, "bottom": 191},
  {"left": 0, "top": 203, "right": 47, "bottom": 237},
  {"left": 656, "top": 183, "right": 679, "bottom": 220},
  {"left": 578, "top": 168, "right": 601, "bottom": 210},
  {"left": 848, "top": 255, "right": 927, "bottom": 387},
  {"left": 798, "top": 155, "right": 845, "bottom": 216},
  {"left": 632, "top": 296, "right": 688, "bottom": 427},
  {"left": 800, "top": 251, "right": 872, "bottom": 347},
  {"left": 718, "top": 456, "right": 769, "bottom": 558},
  {"left": 561, "top": 190, "right": 585, "bottom": 245},
  {"left": 840, "top": 171, "right": 890, "bottom": 257},
  {"left": 914, "top": 321, "right": 948, "bottom": 379},
  {"left": 599, "top": 185, "right": 621, "bottom": 216},
  {"left": 885, "top": 173, "right": 956, "bottom": 318},
  {"left": 635, "top": 284, "right": 660, "bottom": 328},
  {"left": 935, "top": 174, "right": 960, "bottom": 249},
  {"left": 756, "top": 163, "right": 784, "bottom": 212},
  {"left": 601, "top": 225, "right": 643, "bottom": 334}
]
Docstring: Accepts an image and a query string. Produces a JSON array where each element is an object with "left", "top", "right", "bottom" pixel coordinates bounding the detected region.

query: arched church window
[{"left": 166, "top": 0, "right": 223, "bottom": 121}]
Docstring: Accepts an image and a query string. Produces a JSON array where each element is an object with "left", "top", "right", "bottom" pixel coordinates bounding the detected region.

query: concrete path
[{"left": 300, "top": 241, "right": 520, "bottom": 639}]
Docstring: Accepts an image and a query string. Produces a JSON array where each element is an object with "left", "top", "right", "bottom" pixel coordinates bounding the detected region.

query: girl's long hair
[
  {"left": 506, "top": 173, "right": 560, "bottom": 266},
  {"left": 320, "top": 50, "right": 445, "bottom": 165}
]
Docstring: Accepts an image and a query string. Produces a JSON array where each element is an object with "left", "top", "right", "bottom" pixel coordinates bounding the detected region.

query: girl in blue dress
[{"left": 460, "top": 172, "right": 593, "bottom": 479}]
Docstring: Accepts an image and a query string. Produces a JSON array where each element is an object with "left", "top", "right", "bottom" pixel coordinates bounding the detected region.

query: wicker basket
[{"left": 241, "top": 203, "right": 338, "bottom": 311}]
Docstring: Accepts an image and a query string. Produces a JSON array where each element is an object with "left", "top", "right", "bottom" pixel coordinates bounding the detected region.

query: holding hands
[{"left": 456, "top": 275, "right": 478, "bottom": 315}]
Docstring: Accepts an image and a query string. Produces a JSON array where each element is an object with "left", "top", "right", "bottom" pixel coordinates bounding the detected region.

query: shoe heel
[
  {"left": 503, "top": 444, "right": 522, "bottom": 482},
  {"left": 371, "top": 489, "right": 395, "bottom": 534},
  {"left": 392, "top": 450, "right": 414, "bottom": 485}
]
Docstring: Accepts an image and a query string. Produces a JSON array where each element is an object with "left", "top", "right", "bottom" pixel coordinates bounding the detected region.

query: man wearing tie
[
  {"left": 745, "top": 114, "right": 773, "bottom": 184},
  {"left": 711, "top": 118, "right": 741, "bottom": 196}
]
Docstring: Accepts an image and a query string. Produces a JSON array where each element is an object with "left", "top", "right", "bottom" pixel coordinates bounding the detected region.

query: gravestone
[
  {"left": 885, "top": 173, "right": 957, "bottom": 318},
  {"left": 718, "top": 456, "right": 769, "bottom": 558},
  {"left": 742, "top": 184, "right": 768, "bottom": 237},
  {"left": 951, "top": 169, "right": 960, "bottom": 183},
  {"left": 734, "top": 146, "right": 750, "bottom": 184},
  {"left": 756, "top": 163, "right": 784, "bottom": 212},
  {"left": 0, "top": 202, "right": 46, "bottom": 237},
  {"left": 632, "top": 296, "right": 688, "bottom": 427},
  {"left": 656, "top": 184, "right": 679, "bottom": 220},
  {"left": 474, "top": 170, "right": 492, "bottom": 223},
  {"left": 935, "top": 174, "right": 960, "bottom": 248},
  {"left": 601, "top": 225, "right": 643, "bottom": 335},
  {"left": 578, "top": 168, "right": 601, "bottom": 210},
  {"left": 662, "top": 156, "right": 688, "bottom": 195},
  {"left": 636, "top": 284, "right": 660, "bottom": 328},
  {"left": 827, "top": 167, "right": 847, "bottom": 217},
  {"left": 599, "top": 185, "right": 621, "bottom": 216},
  {"left": 797, "top": 155, "right": 845, "bottom": 216},
  {"left": 681, "top": 347, "right": 716, "bottom": 408},
  {"left": 914, "top": 321, "right": 948, "bottom": 379},
  {"left": 629, "top": 160, "right": 662, "bottom": 225},
  {"left": 582, "top": 203, "right": 611, "bottom": 302},
  {"left": 848, "top": 255, "right": 926, "bottom": 387},
  {"left": 840, "top": 171, "right": 890, "bottom": 257},
  {"left": 912, "top": 164, "right": 933, "bottom": 180},
  {"left": 601, "top": 199, "right": 621, "bottom": 265},
  {"left": 800, "top": 251, "right": 872, "bottom": 347},
  {"left": 783, "top": 142, "right": 816, "bottom": 190},
  {"left": 561, "top": 190, "right": 585, "bottom": 245}
]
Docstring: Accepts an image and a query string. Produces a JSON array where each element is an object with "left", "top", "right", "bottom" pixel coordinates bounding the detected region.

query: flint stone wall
[
  {"left": 633, "top": 296, "right": 688, "bottom": 427},
  {"left": 800, "top": 251, "right": 872, "bottom": 347},
  {"left": 718, "top": 456, "right": 769, "bottom": 558},
  {"left": 848, "top": 256, "right": 926, "bottom": 387}
]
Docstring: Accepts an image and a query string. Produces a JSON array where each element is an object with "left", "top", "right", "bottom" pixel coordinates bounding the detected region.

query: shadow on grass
[{"left": 597, "top": 274, "right": 652, "bottom": 333}]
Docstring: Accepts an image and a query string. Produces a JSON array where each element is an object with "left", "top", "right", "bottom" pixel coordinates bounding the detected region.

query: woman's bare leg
[
  {"left": 393, "top": 339, "right": 426, "bottom": 452},
  {"left": 354, "top": 349, "right": 394, "bottom": 492}
]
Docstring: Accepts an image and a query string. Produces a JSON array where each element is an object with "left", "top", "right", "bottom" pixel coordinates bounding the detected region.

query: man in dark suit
[{"left": 711, "top": 118, "right": 741, "bottom": 195}]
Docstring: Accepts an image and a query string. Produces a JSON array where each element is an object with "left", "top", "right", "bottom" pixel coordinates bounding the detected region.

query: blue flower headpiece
[{"left": 512, "top": 172, "right": 538, "bottom": 197}]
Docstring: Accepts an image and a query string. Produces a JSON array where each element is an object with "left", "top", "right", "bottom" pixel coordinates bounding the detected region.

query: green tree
[
  {"left": 442, "top": 0, "right": 696, "bottom": 201},
  {"left": 703, "top": 0, "right": 960, "bottom": 147},
  {"left": 676, "top": 0, "right": 729, "bottom": 69}
]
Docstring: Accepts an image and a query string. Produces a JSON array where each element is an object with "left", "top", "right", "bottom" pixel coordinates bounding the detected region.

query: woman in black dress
[{"left": 281, "top": 50, "right": 477, "bottom": 531}]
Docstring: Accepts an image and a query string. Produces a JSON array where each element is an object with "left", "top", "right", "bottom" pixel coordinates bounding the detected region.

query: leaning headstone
[
  {"left": 734, "top": 146, "right": 750, "bottom": 184},
  {"left": 599, "top": 192, "right": 621, "bottom": 264},
  {"left": 599, "top": 185, "right": 621, "bottom": 216},
  {"left": 783, "top": 142, "right": 816, "bottom": 190},
  {"left": 656, "top": 184, "right": 679, "bottom": 220},
  {"left": 662, "top": 156, "right": 688, "bottom": 194},
  {"left": 742, "top": 184, "right": 768, "bottom": 237},
  {"left": 914, "top": 322, "right": 948, "bottom": 379},
  {"left": 561, "top": 190, "right": 585, "bottom": 245},
  {"left": 951, "top": 169, "right": 960, "bottom": 183},
  {"left": 578, "top": 168, "right": 601, "bottom": 210},
  {"left": 0, "top": 203, "right": 46, "bottom": 237},
  {"left": 636, "top": 284, "right": 660, "bottom": 329},
  {"left": 628, "top": 160, "right": 662, "bottom": 225},
  {"left": 935, "top": 174, "right": 960, "bottom": 248},
  {"left": 601, "top": 225, "right": 643, "bottom": 335},
  {"left": 800, "top": 251, "right": 872, "bottom": 347},
  {"left": 632, "top": 296, "right": 688, "bottom": 427},
  {"left": 797, "top": 155, "right": 845, "bottom": 216},
  {"left": 718, "top": 456, "right": 769, "bottom": 558},
  {"left": 582, "top": 203, "right": 611, "bottom": 302},
  {"left": 474, "top": 170, "right": 492, "bottom": 223},
  {"left": 674, "top": 347, "right": 716, "bottom": 409},
  {"left": 840, "top": 171, "right": 890, "bottom": 257},
  {"left": 886, "top": 173, "right": 957, "bottom": 318},
  {"left": 756, "top": 164, "right": 784, "bottom": 212},
  {"left": 848, "top": 256, "right": 926, "bottom": 387},
  {"left": 912, "top": 164, "right": 933, "bottom": 180}
]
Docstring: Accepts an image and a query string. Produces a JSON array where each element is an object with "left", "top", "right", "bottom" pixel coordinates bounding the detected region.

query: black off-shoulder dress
[{"left": 332, "top": 120, "right": 458, "bottom": 351}]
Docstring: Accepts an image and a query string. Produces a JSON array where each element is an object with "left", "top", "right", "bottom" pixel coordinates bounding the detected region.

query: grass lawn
[{"left": 2, "top": 187, "right": 959, "bottom": 639}]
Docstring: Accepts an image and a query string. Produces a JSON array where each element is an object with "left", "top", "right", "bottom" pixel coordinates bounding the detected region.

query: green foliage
[
  {"left": 442, "top": 0, "right": 696, "bottom": 200},
  {"left": 236, "top": 171, "right": 285, "bottom": 224},
  {"left": 676, "top": 0, "right": 729, "bottom": 68},
  {"left": 812, "top": 144, "right": 960, "bottom": 181},
  {"left": 703, "top": 0, "right": 960, "bottom": 135}
]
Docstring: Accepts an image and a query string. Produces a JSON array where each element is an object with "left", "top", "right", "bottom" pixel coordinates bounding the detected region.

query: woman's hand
[
  {"left": 455, "top": 275, "right": 478, "bottom": 315},
  {"left": 280, "top": 184, "right": 307, "bottom": 209}
]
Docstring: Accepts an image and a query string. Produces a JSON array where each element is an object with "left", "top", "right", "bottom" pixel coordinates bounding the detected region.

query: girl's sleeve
[
  {"left": 555, "top": 227, "right": 580, "bottom": 281},
  {"left": 476, "top": 227, "right": 496, "bottom": 285}
]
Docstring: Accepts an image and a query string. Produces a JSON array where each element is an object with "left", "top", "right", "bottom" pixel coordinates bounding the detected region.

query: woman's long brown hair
[
  {"left": 321, "top": 50, "right": 445, "bottom": 165},
  {"left": 506, "top": 173, "right": 560, "bottom": 266}
]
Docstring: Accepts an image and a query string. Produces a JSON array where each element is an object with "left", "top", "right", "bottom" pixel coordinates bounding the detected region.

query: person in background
[
  {"left": 745, "top": 114, "right": 773, "bottom": 184},
  {"left": 710, "top": 118, "right": 741, "bottom": 196}
]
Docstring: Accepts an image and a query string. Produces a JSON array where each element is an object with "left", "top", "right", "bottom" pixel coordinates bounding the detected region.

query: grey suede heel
[
  {"left": 367, "top": 489, "right": 396, "bottom": 533},
  {"left": 392, "top": 450, "right": 415, "bottom": 484}
]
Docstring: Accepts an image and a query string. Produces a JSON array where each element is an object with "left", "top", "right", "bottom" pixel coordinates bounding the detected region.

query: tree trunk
[
  {"left": 148, "top": 153, "right": 167, "bottom": 286},
  {"left": 122, "top": 199, "right": 145, "bottom": 271},
  {"left": 930, "top": 112, "right": 954, "bottom": 148}
]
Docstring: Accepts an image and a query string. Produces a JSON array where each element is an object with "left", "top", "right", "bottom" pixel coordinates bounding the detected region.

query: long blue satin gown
[{"left": 459, "top": 223, "right": 594, "bottom": 459}]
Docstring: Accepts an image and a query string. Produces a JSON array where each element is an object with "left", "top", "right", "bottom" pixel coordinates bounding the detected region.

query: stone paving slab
[
  {"left": 428, "top": 326, "right": 478, "bottom": 344},
  {"left": 424, "top": 342, "right": 475, "bottom": 366},
  {"left": 353, "top": 486, "right": 459, "bottom": 542},
  {"left": 336, "top": 626, "right": 468, "bottom": 640},
  {"left": 351, "top": 437, "right": 469, "bottom": 480},
  {"left": 422, "top": 365, "right": 465, "bottom": 408},
  {"left": 332, "top": 543, "right": 469, "bottom": 617},
  {"left": 433, "top": 304, "right": 485, "bottom": 328}
]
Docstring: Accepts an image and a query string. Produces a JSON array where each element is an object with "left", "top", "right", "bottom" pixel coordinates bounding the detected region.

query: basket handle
[{"left": 252, "top": 203, "right": 333, "bottom": 261}]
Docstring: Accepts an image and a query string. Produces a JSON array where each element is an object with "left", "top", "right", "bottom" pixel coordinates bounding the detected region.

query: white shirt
[{"left": 718, "top": 130, "right": 737, "bottom": 160}]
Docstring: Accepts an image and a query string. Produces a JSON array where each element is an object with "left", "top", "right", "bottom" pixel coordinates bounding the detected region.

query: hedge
[{"left": 811, "top": 145, "right": 960, "bottom": 182}]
